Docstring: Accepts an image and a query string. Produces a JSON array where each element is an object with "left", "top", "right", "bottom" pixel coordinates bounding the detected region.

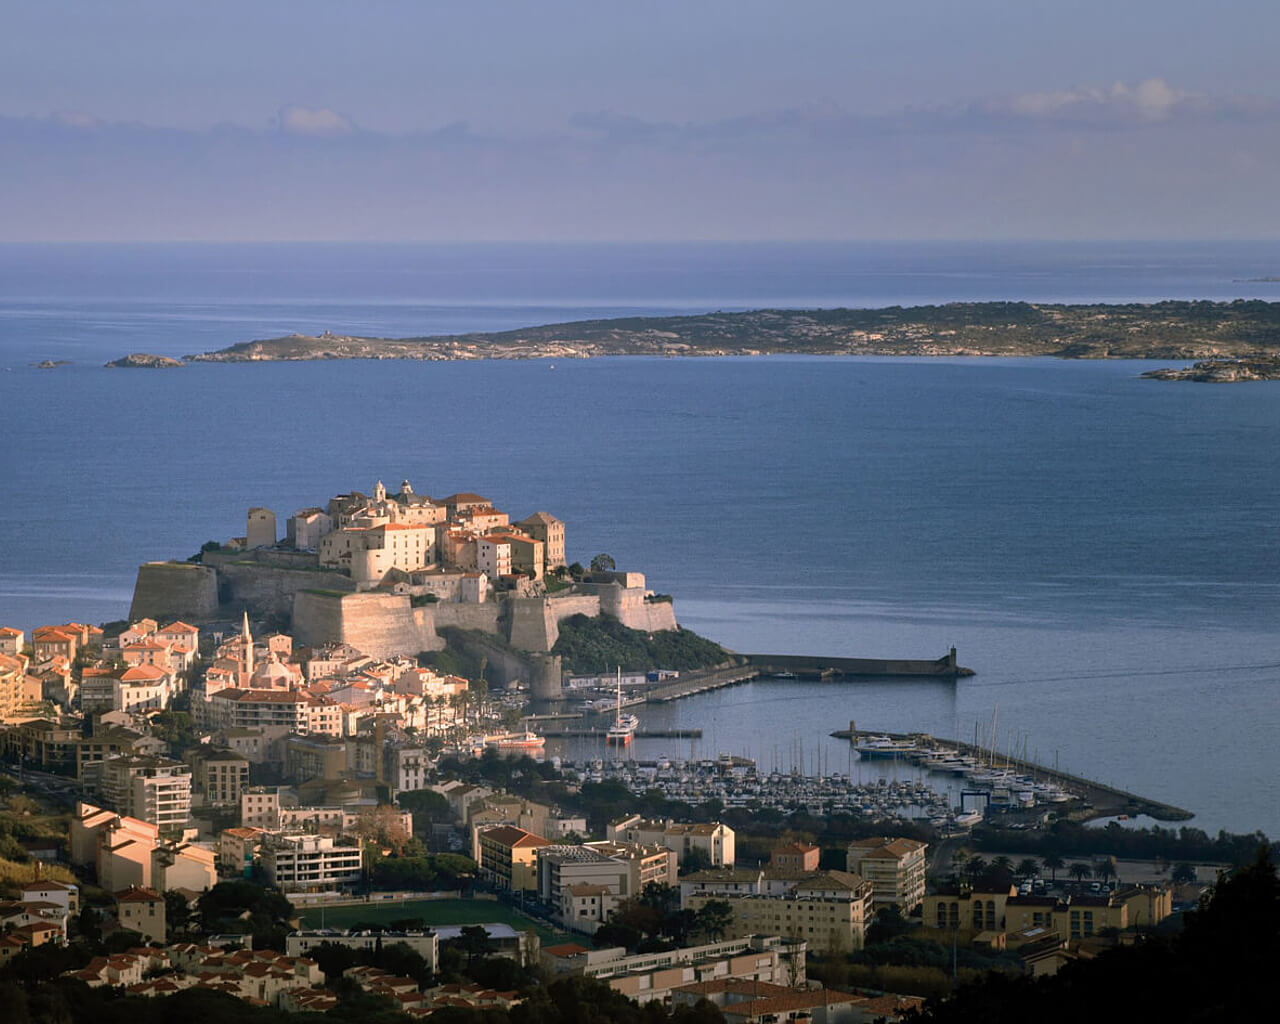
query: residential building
[
  {"left": 846, "top": 836, "right": 928, "bottom": 912},
  {"left": 240, "top": 786, "right": 298, "bottom": 829},
  {"left": 771, "top": 842, "right": 821, "bottom": 873},
  {"left": 219, "top": 827, "right": 267, "bottom": 876},
  {"left": 152, "top": 840, "right": 218, "bottom": 892},
  {"left": 607, "top": 815, "right": 736, "bottom": 868},
  {"left": 0, "top": 627, "right": 24, "bottom": 658},
  {"left": 19, "top": 880, "right": 79, "bottom": 915},
  {"left": 115, "top": 886, "right": 166, "bottom": 943},
  {"left": 98, "top": 755, "right": 193, "bottom": 833},
  {"left": 188, "top": 748, "right": 251, "bottom": 808},
  {"left": 478, "top": 825, "right": 552, "bottom": 892},
  {"left": 259, "top": 834, "right": 362, "bottom": 892},
  {"left": 543, "top": 934, "right": 805, "bottom": 1003},
  {"left": 2, "top": 717, "right": 80, "bottom": 772},
  {"left": 924, "top": 885, "right": 1019, "bottom": 934},
  {"left": 287, "top": 508, "right": 335, "bottom": 550},
  {"left": 515, "top": 512, "right": 566, "bottom": 568},
  {"left": 684, "top": 871, "right": 875, "bottom": 955}
]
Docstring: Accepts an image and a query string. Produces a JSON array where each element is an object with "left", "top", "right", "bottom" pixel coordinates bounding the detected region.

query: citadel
[{"left": 128, "top": 480, "right": 677, "bottom": 697}]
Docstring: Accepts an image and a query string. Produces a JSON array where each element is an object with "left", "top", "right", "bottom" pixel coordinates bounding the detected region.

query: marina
[{"left": 831, "top": 727, "right": 1194, "bottom": 823}]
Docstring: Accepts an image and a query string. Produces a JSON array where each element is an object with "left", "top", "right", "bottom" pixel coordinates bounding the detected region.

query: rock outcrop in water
[
  {"left": 105, "top": 352, "right": 184, "bottom": 368},
  {"left": 1141, "top": 358, "right": 1280, "bottom": 382}
]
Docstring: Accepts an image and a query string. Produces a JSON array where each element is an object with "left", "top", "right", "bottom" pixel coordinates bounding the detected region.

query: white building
[
  {"left": 98, "top": 755, "right": 192, "bottom": 833},
  {"left": 260, "top": 834, "right": 363, "bottom": 892}
]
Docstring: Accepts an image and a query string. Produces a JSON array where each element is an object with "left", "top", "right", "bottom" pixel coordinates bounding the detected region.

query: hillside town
[{"left": 1, "top": 556, "right": 1203, "bottom": 1024}]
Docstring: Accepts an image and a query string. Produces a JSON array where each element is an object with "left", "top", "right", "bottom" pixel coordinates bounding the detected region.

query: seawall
[{"left": 746, "top": 649, "right": 972, "bottom": 678}]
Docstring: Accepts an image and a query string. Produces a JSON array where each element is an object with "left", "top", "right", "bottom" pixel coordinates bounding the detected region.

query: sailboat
[{"left": 606, "top": 666, "right": 639, "bottom": 744}]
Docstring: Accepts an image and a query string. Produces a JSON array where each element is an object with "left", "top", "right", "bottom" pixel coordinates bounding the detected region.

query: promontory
[{"left": 176, "top": 300, "right": 1280, "bottom": 366}]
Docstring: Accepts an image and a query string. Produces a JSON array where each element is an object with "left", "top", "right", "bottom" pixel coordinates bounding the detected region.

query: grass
[{"left": 299, "top": 897, "right": 573, "bottom": 944}]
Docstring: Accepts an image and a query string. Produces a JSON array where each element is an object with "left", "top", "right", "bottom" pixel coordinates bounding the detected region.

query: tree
[
  {"left": 1095, "top": 857, "right": 1117, "bottom": 886},
  {"left": 1017, "top": 858, "right": 1040, "bottom": 880},
  {"left": 695, "top": 899, "right": 733, "bottom": 942},
  {"left": 1172, "top": 862, "right": 1197, "bottom": 885},
  {"left": 965, "top": 856, "right": 988, "bottom": 883},
  {"left": 1042, "top": 851, "right": 1064, "bottom": 882},
  {"left": 1069, "top": 861, "right": 1093, "bottom": 883},
  {"left": 589, "top": 553, "right": 616, "bottom": 572}
]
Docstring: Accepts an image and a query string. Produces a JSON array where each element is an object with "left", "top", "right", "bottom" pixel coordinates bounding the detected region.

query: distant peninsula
[{"left": 175, "top": 300, "right": 1280, "bottom": 367}]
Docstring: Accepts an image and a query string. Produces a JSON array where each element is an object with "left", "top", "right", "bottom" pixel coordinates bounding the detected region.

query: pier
[
  {"left": 643, "top": 664, "right": 760, "bottom": 702},
  {"left": 832, "top": 728, "right": 1193, "bottom": 822},
  {"left": 532, "top": 728, "right": 703, "bottom": 739}
]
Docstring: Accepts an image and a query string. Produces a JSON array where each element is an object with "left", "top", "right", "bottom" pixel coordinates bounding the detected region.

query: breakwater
[{"left": 746, "top": 648, "right": 972, "bottom": 679}]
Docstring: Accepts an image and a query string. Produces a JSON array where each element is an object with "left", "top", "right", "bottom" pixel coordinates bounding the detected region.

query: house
[{"left": 115, "top": 886, "right": 166, "bottom": 944}]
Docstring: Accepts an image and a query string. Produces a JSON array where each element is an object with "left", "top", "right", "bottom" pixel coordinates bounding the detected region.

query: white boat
[
  {"left": 606, "top": 666, "right": 639, "bottom": 744},
  {"left": 484, "top": 730, "right": 546, "bottom": 752}
]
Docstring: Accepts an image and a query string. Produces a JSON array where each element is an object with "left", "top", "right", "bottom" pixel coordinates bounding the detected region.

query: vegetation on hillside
[{"left": 551, "top": 614, "right": 731, "bottom": 674}]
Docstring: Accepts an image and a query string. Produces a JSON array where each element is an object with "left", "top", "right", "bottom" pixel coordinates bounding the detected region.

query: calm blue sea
[{"left": 2, "top": 241, "right": 1280, "bottom": 837}]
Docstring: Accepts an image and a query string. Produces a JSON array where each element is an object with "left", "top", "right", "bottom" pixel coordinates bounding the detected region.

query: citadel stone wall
[
  {"left": 292, "top": 591, "right": 432, "bottom": 660},
  {"left": 129, "top": 562, "right": 220, "bottom": 623},
  {"left": 217, "top": 563, "right": 355, "bottom": 623}
]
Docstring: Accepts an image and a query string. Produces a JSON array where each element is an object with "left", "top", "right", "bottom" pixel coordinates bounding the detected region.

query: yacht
[{"left": 605, "top": 666, "right": 639, "bottom": 744}]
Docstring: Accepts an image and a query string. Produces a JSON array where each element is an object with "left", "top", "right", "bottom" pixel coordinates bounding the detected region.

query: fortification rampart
[
  {"left": 129, "top": 562, "right": 220, "bottom": 622},
  {"left": 292, "top": 591, "right": 436, "bottom": 660},
  {"left": 217, "top": 563, "right": 355, "bottom": 623},
  {"left": 433, "top": 602, "right": 502, "bottom": 636}
]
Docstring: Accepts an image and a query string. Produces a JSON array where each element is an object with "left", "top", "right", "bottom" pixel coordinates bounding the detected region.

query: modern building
[
  {"left": 98, "top": 755, "right": 192, "bottom": 833},
  {"left": 259, "top": 833, "right": 362, "bottom": 892},
  {"left": 845, "top": 836, "right": 928, "bottom": 912}
]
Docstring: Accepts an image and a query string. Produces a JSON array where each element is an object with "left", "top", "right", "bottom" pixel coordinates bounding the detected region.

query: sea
[{"left": 2, "top": 240, "right": 1280, "bottom": 838}]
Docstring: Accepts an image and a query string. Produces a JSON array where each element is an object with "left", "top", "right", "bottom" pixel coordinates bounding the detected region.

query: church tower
[
  {"left": 241, "top": 610, "right": 254, "bottom": 680},
  {"left": 374, "top": 480, "right": 386, "bottom": 503}
]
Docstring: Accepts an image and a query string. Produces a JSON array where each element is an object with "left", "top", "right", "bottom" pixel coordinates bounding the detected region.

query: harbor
[{"left": 830, "top": 727, "right": 1194, "bottom": 823}]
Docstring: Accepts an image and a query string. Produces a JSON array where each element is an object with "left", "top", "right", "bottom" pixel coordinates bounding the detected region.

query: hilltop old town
[{"left": 0, "top": 481, "right": 1263, "bottom": 1023}]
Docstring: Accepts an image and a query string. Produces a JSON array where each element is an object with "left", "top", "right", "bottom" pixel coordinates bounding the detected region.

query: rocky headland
[
  {"left": 105, "top": 352, "right": 185, "bottom": 368},
  {"left": 1141, "top": 357, "right": 1280, "bottom": 382},
  {"left": 164, "top": 300, "right": 1280, "bottom": 373}
]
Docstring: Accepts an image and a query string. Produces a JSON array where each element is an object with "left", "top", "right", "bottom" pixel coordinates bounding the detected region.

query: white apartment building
[
  {"left": 98, "top": 755, "right": 192, "bottom": 833},
  {"left": 846, "top": 836, "right": 929, "bottom": 912},
  {"left": 607, "top": 815, "right": 736, "bottom": 868},
  {"left": 260, "top": 834, "right": 362, "bottom": 892}
]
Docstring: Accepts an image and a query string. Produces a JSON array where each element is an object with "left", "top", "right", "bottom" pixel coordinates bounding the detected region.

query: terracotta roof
[{"left": 115, "top": 886, "right": 162, "bottom": 902}]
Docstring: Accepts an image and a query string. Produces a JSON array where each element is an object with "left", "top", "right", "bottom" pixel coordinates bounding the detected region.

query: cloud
[
  {"left": 275, "top": 105, "right": 354, "bottom": 136},
  {"left": 993, "top": 78, "right": 1187, "bottom": 123}
]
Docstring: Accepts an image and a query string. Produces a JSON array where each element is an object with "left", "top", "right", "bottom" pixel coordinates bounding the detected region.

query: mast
[{"left": 615, "top": 666, "right": 622, "bottom": 727}]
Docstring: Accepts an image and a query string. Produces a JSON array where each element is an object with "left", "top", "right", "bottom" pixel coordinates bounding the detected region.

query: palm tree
[
  {"left": 1017, "top": 858, "right": 1040, "bottom": 880},
  {"left": 965, "top": 856, "right": 989, "bottom": 884},
  {"left": 1095, "top": 858, "right": 1117, "bottom": 887},
  {"left": 1069, "top": 861, "right": 1092, "bottom": 884},
  {"left": 1042, "top": 852, "right": 1065, "bottom": 882}
]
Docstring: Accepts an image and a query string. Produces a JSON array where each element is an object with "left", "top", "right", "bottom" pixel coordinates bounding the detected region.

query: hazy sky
[{"left": 3, "top": 1, "right": 1278, "bottom": 240}]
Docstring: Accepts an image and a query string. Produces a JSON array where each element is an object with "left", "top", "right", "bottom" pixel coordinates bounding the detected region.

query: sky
[{"left": 2, "top": 1, "right": 1278, "bottom": 241}]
